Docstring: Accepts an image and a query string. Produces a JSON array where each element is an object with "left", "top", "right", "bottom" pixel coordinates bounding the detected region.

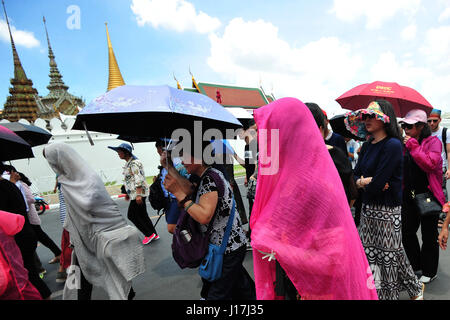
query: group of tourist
[{"left": 1, "top": 97, "right": 450, "bottom": 301}]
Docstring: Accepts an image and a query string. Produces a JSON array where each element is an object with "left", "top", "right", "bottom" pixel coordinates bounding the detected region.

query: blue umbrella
[{"left": 73, "top": 85, "right": 242, "bottom": 139}]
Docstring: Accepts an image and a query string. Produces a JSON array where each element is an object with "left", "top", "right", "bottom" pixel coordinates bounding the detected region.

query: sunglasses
[
  {"left": 428, "top": 119, "right": 439, "bottom": 124},
  {"left": 362, "top": 114, "right": 376, "bottom": 120},
  {"left": 401, "top": 123, "right": 414, "bottom": 130}
]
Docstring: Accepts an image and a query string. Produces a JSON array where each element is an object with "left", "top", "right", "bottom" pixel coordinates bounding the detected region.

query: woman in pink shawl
[
  {"left": 250, "top": 97, "right": 378, "bottom": 300},
  {"left": 399, "top": 109, "right": 445, "bottom": 284},
  {"left": 0, "top": 210, "right": 42, "bottom": 300}
]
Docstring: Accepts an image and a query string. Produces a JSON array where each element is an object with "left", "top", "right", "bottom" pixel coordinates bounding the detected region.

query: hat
[
  {"left": 399, "top": 109, "right": 427, "bottom": 125},
  {"left": 344, "top": 101, "right": 390, "bottom": 139},
  {"left": 108, "top": 143, "right": 136, "bottom": 158},
  {"left": 429, "top": 108, "right": 442, "bottom": 118}
]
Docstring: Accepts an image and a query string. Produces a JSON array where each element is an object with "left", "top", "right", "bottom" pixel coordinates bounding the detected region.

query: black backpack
[{"left": 148, "top": 166, "right": 170, "bottom": 211}]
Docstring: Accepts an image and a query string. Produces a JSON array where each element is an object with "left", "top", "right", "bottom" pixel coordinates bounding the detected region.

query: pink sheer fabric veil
[
  {"left": 0, "top": 211, "right": 42, "bottom": 300},
  {"left": 250, "top": 98, "right": 378, "bottom": 300}
]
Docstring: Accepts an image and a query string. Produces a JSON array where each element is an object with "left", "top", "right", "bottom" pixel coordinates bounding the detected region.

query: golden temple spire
[
  {"left": 105, "top": 22, "right": 125, "bottom": 91},
  {"left": 189, "top": 66, "right": 200, "bottom": 92},
  {"left": 173, "top": 73, "right": 182, "bottom": 90}
]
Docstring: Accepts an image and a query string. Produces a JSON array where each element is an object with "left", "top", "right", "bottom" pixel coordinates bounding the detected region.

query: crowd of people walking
[{"left": 2, "top": 97, "right": 450, "bottom": 301}]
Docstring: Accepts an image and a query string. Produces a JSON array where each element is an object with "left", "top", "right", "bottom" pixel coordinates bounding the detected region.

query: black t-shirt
[
  {"left": 328, "top": 146, "right": 358, "bottom": 204},
  {"left": 0, "top": 179, "right": 27, "bottom": 217},
  {"left": 327, "top": 132, "right": 348, "bottom": 155},
  {"left": 244, "top": 139, "right": 258, "bottom": 180},
  {"left": 0, "top": 179, "right": 36, "bottom": 244},
  {"left": 404, "top": 151, "right": 429, "bottom": 195}
]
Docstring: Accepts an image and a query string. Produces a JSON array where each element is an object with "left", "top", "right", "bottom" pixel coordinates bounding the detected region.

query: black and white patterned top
[{"left": 196, "top": 168, "right": 247, "bottom": 254}]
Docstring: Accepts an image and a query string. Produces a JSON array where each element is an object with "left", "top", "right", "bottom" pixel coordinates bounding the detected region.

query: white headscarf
[{"left": 44, "top": 143, "right": 145, "bottom": 300}]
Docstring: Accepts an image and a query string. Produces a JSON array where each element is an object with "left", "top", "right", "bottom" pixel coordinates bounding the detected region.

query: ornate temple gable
[
  {"left": 180, "top": 72, "right": 270, "bottom": 111},
  {"left": 38, "top": 16, "right": 84, "bottom": 119},
  {"left": 1, "top": 0, "right": 40, "bottom": 123},
  {"left": 196, "top": 82, "right": 270, "bottom": 109}
]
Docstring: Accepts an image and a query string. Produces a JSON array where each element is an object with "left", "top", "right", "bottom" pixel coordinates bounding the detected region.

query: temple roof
[
  {"left": 38, "top": 16, "right": 83, "bottom": 118},
  {"left": 1, "top": 0, "right": 40, "bottom": 123},
  {"left": 180, "top": 71, "right": 273, "bottom": 109},
  {"left": 43, "top": 16, "right": 69, "bottom": 93},
  {"left": 186, "top": 81, "right": 271, "bottom": 109}
]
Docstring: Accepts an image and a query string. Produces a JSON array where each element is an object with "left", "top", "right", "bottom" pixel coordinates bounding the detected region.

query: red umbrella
[{"left": 336, "top": 81, "right": 433, "bottom": 117}]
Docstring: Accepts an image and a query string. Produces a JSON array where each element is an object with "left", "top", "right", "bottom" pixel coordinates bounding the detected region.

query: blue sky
[{"left": 2, "top": 0, "right": 450, "bottom": 115}]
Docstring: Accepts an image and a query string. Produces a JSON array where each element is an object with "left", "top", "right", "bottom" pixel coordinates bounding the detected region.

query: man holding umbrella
[{"left": 108, "top": 143, "right": 159, "bottom": 245}]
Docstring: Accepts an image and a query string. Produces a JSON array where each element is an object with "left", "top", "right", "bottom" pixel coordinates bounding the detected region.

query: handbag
[
  {"left": 198, "top": 196, "right": 236, "bottom": 282},
  {"left": 406, "top": 149, "right": 442, "bottom": 218},
  {"left": 412, "top": 190, "right": 442, "bottom": 217}
]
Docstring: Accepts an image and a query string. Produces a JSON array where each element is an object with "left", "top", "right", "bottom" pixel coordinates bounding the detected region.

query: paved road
[
  {"left": 35, "top": 177, "right": 450, "bottom": 300},
  {"left": 37, "top": 177, "right": 254, "bottom": 300}
]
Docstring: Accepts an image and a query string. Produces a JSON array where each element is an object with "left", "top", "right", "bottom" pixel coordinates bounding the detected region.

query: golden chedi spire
[{"left": 105, "top": 22, "right": 125, "bottom": 91}]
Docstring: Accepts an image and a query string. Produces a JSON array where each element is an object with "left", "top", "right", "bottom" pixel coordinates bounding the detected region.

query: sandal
[
  {"left": 411, "top": 283, "right": 425, "bottom": 300},
  {"left": 48, "top": 255, "right": 60, "bottom": 264}
]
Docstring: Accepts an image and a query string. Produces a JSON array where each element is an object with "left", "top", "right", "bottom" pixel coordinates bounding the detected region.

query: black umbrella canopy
[
  {"left": 1, "top": 122, "right": 52, "bottom": 147},
  {"left": 75, "top": 111, "right": 243, "bottom": 139},
  {"left": 117, "top": 135, "right": 161, "bottom": 143},
  {"left": 72, "top": 85, "right": 243, "bottom": 139},
  {"left": 0, "top": 125, "right": 34, "bottom": 161}
]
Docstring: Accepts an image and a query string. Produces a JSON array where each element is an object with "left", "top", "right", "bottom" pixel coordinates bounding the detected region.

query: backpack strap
[
  {"left": 204, "top": 168, "right": 226, "bottom": 200},
  {"left": 443, "top": 127, "right": 447, "bottom": 165},
  {"left": 219, "top": 196, "right": 236, "bottom": 255},
  {"left": 201, "top": 168, "right": 227, "bottom": 234}
]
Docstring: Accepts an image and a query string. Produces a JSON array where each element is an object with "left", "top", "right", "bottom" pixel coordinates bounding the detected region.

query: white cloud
[
  {"left": 130, "top": 0, "right": 221, "bottom": 34},
  {"left": 330, "top": 0, "right": 422, "bottom": 29},
  {"left": 370, "top": 51, "right": 450, "bottom": 111},
  {"left": 0, "top": 19, "right": 40, "bottom": 48},
  {"left": 401, "top": 24, "right": 417, "bottom": 40},
  {"left": 371, "top": 52, "right": 431, "bottom": 86},
  {"left": 439, "top": 7, "right": 450, "bottom": 22},
  {"left": 421, "top": 25, "right": 450, "bottom": 67},
  {"left": 207, "top": 18, "right": 363, "bottom": 114}
]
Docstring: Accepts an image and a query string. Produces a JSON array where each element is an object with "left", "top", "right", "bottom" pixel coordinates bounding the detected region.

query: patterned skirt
[{"left": 359, "top": 203, "right": 422, "bottom": 300}]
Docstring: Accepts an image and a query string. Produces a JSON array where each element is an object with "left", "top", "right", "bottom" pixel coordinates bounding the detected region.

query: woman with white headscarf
[{"left": 43, "top": 143, "right": 145, "bottom": 300}]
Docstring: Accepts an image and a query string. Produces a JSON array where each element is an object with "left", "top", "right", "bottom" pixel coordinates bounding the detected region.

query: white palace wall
[{"left": 2, "top": 116, "right": 246, "bottom": 194}]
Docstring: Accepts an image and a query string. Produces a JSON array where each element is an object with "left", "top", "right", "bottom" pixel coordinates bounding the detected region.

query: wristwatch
[{"left": 179, "top": 195, "right": 192, "bottom": 208}]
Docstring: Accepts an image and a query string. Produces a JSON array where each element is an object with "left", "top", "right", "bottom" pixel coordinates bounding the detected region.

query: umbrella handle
[{"left": 82, "top": 121, "right": 95, "bottom": 146}]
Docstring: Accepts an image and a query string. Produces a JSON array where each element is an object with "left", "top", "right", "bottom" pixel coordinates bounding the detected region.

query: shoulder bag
[{"left": 198, "top": 196, "right": 236, "bottom": 282}]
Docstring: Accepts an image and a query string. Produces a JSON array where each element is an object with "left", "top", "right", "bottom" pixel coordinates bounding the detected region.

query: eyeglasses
[
  {"left": 362, "top": 114, "right": 376, "bottom": 120},
  {"left": 401, "top": 123, "right": 414, "bottom": 130},
  {"left": 428, "top": 119, "right": 439, "bottom": 124}
]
